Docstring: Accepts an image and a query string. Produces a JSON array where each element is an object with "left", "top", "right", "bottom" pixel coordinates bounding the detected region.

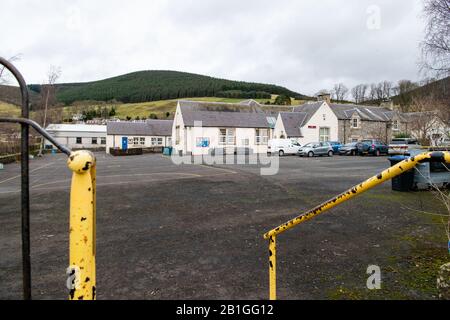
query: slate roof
[
  {"left": 279, "top": 112, "right": 308, "bottom": 137},
  {"left": 107, "top": 119, "right": 173, "bottom": 136},
  {"left": 292, "top": 102, "right": 324, "bottom": 124},
  {"left": 46, "top": 124, "right": 106, "bottom": 133},
  {"left": 329, "top": 103, "right": 404, "bottom": 122},
  {"left": 178, "top": 100, "right": 270, "bottom": 128}
]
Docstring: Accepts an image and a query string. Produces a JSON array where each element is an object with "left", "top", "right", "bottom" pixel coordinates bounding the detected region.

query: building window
[
  {"left": 133, "top": 137, "right": 139, "bottom": 145},
  {"left": 140, "top": 137, "right": 145, "bottom": 145},
  {"left": 151, "top": 137, "right": 164, "bottom": 146},
  {"left": 101, "top": 137, "right": 106, "bottom": 145},
  {"left": 319, "top": 127, "right": 330, "bottom": 142},
  {"left": 92, "top": 137, "right": 97, "bottom": 145},
  {"left": 351, "top": 138, "right": 359, "bottom": 143},
  {"left": 76, "top": 137, "right": 82, "bottom": 144},
  {"left": 242, "top": 138, "right": 249, "bottom": 146},
  {"left": 219, "top": 128, "right": 235, "bottom": 145},
  {"left": 323, "top": 114, "right": 326, "bottom": 121},
  {"left": 392, "top": 120, "right": 399, "bottom": 131},
  {"left": 167, "top": 137, "right": 172, "bottom": 147},
  {"left": 175, "top": 126, "right": 180, "bottom": 145},
  {"left": 351, "top": 118, "right": 359, "bottom": 128},
  {"left": 255, "top": 129, "right": 269, "bottom": 145}
]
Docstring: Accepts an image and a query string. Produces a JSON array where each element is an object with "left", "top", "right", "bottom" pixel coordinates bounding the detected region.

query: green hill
[
  {"left": 0, "top": 84, "right": 40, "bottom": 106},
  {"left": 28, "top": 70, "right": 308, "bottom": 105},
  {"left": 391, "top": 76, "right": 449, "bottom": 106}
]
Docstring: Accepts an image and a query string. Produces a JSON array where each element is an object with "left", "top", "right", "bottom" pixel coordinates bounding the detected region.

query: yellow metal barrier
[
  {"left": 263, "top": 151, "right": 450, "bottom": 300},
  {"left": 67, "top": 150, "right": 97, "bottom": 300}
]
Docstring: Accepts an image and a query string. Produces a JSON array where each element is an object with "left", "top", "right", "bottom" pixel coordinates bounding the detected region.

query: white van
[{"left": 268, "top": 139, "right": 302, "bottom": 156}]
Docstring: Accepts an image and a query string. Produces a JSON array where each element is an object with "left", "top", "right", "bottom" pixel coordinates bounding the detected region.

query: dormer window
[{"left": 351, "top": 118, "right": 359, "bottom": 128}]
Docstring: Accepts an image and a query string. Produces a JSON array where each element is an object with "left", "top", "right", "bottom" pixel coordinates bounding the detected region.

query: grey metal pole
[{"left": 0, "top": 57, "right": 31, "bottom": 300}]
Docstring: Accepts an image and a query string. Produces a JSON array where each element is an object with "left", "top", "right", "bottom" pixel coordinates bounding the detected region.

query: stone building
[{"left": 329, "top": 103, "right": 409, "bottom": 144}]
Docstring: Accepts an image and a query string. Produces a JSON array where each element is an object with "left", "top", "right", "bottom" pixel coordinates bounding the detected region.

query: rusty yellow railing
[
  {"left": 263, "top": 151, "right": 450, "bottom": 300},
  {"left": 67, "top": 151, "right": 97, "bottom": 300}
]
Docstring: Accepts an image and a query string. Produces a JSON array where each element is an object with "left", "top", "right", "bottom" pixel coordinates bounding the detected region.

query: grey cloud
[{"left": 1, "top": 0, "right": 425, "bottom": 95}]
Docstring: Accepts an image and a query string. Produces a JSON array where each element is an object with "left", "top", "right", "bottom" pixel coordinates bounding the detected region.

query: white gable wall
[
  {"left": 273, "top": 115, "right": 287, "bottom": 139},
  {"left": 173, "top": 102, "right": 187, "bottom": 155},
  {"left": 298, "top": 102, "right": 339, "bottom": 145}
]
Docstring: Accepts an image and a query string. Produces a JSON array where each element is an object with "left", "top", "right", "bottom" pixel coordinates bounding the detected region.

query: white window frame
[
  {"left": 255, "top": 128, "right": 269, "bottom": 145},
  {"left": 140, "top": 137, "right": 145, "bottom": 145},
  {"left": 100, "top": 137, "right": 106, "bottom": 145},
  {"left": 76, "top": 137, "right": 82, "bottom": 144},
  {"left": 92, "top": 137, "right": 98, "bottom": 145},
  {"left": 133, "top": 137, "right": 139, "bottom": 145},
  {"left": 351, "top": 118, "right": 359, "bottom": 129},
  {"left": 319, "top": 127, "right": 330, "bottom": 142},
  {"left": 219, "top": 128, "right": 235, "bottom": 145}
]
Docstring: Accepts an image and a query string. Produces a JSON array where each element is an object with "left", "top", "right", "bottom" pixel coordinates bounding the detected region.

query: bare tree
[
  {"left": 333, "top": 83, "right": 349, "bottom": 102},
  {"left": 37, "top": 66, "right": 62, "bottom": 155},
  {"left": 351, "top": 84, "right": 368, "bottom": 104},
  {"left": 381, "top": 81, "right": 393, "bottom": 100},
  {"left": 394, "top": 80, "right": 419, "bottom": 111},
  {"left": 408, "top": 96, "right": 443, "bottom": 145},
  {"left": 420, "top": 0, "right": 450, "bottom": 76},
  {"left": 368, "top": 122, "right": 389, "bottom": 143},
  {"left": 0, "top": 54, "right": 22, "bottom": 84},
  {"left": 369, "top": 83, "right": 377, "bottom": 101}
]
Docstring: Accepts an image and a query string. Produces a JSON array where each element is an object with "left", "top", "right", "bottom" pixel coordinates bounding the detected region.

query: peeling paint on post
[
  {"left": 67, "top": 150, "right": 96, "bottom": 300},
  {"left": 269, "top": 236, "right": 276, "bottom": 301}
]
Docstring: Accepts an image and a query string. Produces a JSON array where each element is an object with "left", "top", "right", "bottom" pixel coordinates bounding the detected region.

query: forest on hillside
[{"left": 28, "top": 70, "right": 307, "bottom": 105}]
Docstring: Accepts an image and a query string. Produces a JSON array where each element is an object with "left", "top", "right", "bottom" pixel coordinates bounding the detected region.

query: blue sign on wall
[
  {"left": 122, "top": 137, "right": 128, "bottom": 150},
  {"left": 196, "top": 137, "right": 210, "bottom": 148}
]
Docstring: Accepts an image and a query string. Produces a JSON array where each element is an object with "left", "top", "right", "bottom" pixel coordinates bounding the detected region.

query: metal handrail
[
  {"left": 0, "top": 56, "right": 32, "bottom": 299},
  {"left": 263, "top": 151, "right": 450, "bottom": 300},
  {"left": 0, "top": 117, "right": 71, "bottom": 155},
  {"left": 1, "top": 57, "right": 97, "bottom": 300}
]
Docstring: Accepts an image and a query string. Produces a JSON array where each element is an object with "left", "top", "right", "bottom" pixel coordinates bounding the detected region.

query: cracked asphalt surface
[{"left": 0, "top": 152, "right": 446, "bottom": 299}]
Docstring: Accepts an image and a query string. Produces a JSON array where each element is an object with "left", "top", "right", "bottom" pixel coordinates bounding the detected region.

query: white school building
[
  {"left": 172, "top": 100, "right": 272, "bottom": 156},
  {"left": 106, "top": 119, "right": 173, "bottom": 153},
  {"left": 44, "top": 124, "right": 107, "bottom": 150}
]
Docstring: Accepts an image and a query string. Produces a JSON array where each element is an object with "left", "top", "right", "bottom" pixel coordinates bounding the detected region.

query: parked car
[
  {"left": 298, "top": 142, "right": 334, "bottom": 157},
  {"left": 329, "top": 141, "right": 342, "bottom": 154},
  {"left": 268, "top": 139, "right": 302, "bottom": 156},
  {"left": 360, "top": 139, "right": 389, "bottom": 156},
  {"left": 437, "top": 137, "right": 450, "bottom": 147},
  {"left": 339, "top": 142, "right": 366, "bottom": 156},
  {"left": 388, "top": 138, "right": 421, "bottom": 156}
]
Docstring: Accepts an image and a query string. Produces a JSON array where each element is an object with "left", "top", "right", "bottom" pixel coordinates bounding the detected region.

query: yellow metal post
[
  {"left": 67, "top": 150, "right": 96, "bottom": 300},
  {"left": 269, "top": 236, "right": 276, "bottom": 300}
]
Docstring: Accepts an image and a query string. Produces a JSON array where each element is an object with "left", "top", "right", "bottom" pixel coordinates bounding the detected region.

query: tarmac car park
[{"left": 0, "top": 152, "right": 446, "bottom": 299}]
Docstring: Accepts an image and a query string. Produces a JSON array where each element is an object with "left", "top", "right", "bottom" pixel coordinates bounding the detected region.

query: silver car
[{"left": 298, "top": 142, "right": 334, "bottom": 157}]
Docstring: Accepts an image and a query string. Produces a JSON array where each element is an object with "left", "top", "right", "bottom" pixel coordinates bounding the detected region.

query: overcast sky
[{"left": 1, "top": 0, "right": 425, "bottom": 96}]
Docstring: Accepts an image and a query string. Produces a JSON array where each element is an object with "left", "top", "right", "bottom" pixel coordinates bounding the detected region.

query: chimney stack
[
  {"left": 380, "top": 99, "right": 394, "bottom": 110},
  {"left": 317, "top": 93, "right": 331, "bottom": 104}
]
